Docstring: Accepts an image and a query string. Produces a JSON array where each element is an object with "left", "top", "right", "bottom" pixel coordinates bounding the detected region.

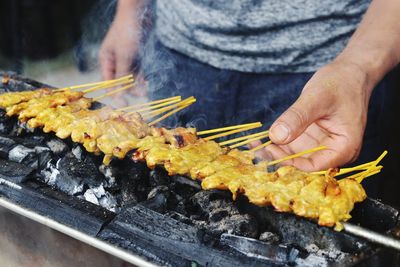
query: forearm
[{"left": 336, "top": 0, "right": 400, "bottom": 91}]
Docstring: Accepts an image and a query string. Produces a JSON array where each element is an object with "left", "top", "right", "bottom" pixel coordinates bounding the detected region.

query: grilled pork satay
[
  {"left": 27, "top": 98, "right": 92, "bottom": 129},
  {"left": 291, "top": 176, "right": 366, "bottom": 231},
  {"left": 54, "top": 107, "right": 113, "bottom": 139},
  {"left": 151, "top": 127, "right": 198, "bottom": 147},
  {"left": 133, "top": 136, "right": 225, "bottom": 175},
  {"left": 96, "top": 120, "right": 143, "bottom": 164},
  {"left": 203, "top": 164, "right": 366, "bottom": 230},
  {"left": 70, "top": 113, "right": 150, "bottom": 162},
  {"left": 6, "top": 90, "right": 85, "bottom": 121},
  {"left": 0, "top": 88, "right": 52, "bottom": 109},
  {"left": 190, "top": 149, "right": 255, "bottom": 179}
]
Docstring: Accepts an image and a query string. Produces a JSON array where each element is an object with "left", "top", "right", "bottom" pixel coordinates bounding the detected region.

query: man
[{"left": 99, "top": 0, "right": 400, "bottom": 196}]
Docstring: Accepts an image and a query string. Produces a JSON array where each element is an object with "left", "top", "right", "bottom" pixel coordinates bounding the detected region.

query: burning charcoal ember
[
  {"left": 220, "top": 233, "right": 303, "bottom": 265},
  {"left": 149, "top": 167, "right": 171, "bottom": 187},
  {"left": 40, "top": 152, "right": 104, "bottom": 196},
  {"left": 18, "top": 134, "right": 47, "bottom": 148},
  {"left": 83, "top": 185, "right": 119, "bottom": 213},
  {"left": 98, "top": 165, "right": 118, "bottom": 190},
  {"left": 169, "top": 175, "right": 201, "bottom": 199},
  {"left": 58, "top": 153, "right": 103, "bottom": 187},
  {"left": 190, "top": 190, "right": 259, "bottom": 238},
  {"left": 111, "top": 159, "right": 150, "bottom": 204},
  {"left": 0, "top": 158, "right": 34, "bottom": 183},
  {"left": 35, "top": 146, "right": 53, "bottom": 169},
  {"left": 259, "top": 231, "right": 280, "bottom": 243},
  {"left": 0, "top": 135, "right": 16, "bottom": 158},
  {"left": 71, "top": 144, "right": 85, "bottom": 161},
  {"left": 142, "top": 185, "right": 170, "bottom": 213},
  {"left": 46, "top": 138, "right": 69, "bottom": 156},
  {"left": 0, "top": 110, "right": 16, "bottom": 134},
  {"left": 8, "top": 144, "right": 38, "bottom": 168}
]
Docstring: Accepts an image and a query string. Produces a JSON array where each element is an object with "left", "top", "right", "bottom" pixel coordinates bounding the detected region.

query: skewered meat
[
  {"left": 151, "top": 127, "right": 198, "bottom": 147},
  {"left": 0, "top": 86, "right": 370, "bottom": 231},
  {"left": 0, "top": 88, "right": 52, "bottom": 108},
  {"left": 27, "top": 98, "right": 92, "bottom": 129},
  {"left": 6, "top": 90, "right": 85, "bottom": 121}
]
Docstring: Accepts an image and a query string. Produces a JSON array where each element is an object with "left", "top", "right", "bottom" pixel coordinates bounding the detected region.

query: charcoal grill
[{"left": 1, "top": 72, "right": 400, "bottom": 267}]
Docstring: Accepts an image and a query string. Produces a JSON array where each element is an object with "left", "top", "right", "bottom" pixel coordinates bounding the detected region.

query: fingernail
[{"left": 271, "top": 123, "right": 290, "bottom": 142}]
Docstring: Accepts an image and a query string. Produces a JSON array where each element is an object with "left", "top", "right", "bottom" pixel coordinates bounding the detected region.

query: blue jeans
[{"left": 142, "top": 37, "right": 395, "bottom": 198}]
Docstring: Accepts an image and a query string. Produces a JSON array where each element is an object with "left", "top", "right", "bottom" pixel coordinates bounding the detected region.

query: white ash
[
  {"left": 305, "top": 243, "right": 348, "bottom": 263},
  {"left": 40, "top": 159, "right": 84, "bottom": 195},
  {"left": 99, "top": 165, "right": 117, "bottom": 188},
  {"left": 42, "top": 159, "right": 61, "bottom": 185},
  {"left": 259, "top": 232, "right": 279, "bottom": 243},
  {"left": 8, "top": 145, "right": 35, "bottom": 163},
  {"left": 83, "top": 184, "right": 119, "bottom": 212},
  {"left": 46, "top": 139, "right": 68, "bottom": 154},
  {"left": 72, "top": 146, "right": 84, "bottom": 161}
]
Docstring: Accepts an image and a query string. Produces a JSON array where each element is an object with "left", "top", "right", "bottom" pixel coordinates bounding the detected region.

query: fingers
[
  {"left": 264, "top": 134, "right": 359, "bottom": 172},
  {"left": 99, "top": 47, "right": 116, "bottom": 80},
  {"left": 115, "top": 54, "right": 135, "bottom": 79},
  {"left": 270, "top": 92, "right": 331, "bottom": 145}
]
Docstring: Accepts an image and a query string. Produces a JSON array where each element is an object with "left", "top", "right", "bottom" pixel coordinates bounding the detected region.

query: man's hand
[
  {"left": 99, "top": 14, "right": 141, "bottom": 80},
  {"left": 98, "top": 0, "right": 149, "bottom": 105},
  {"left": 262, "top": 59, "right": 373, "bottom": 171}
]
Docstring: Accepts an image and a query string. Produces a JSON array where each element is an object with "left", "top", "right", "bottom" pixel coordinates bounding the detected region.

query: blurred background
[
  {"left": 0, "top": 0, "right": 399, "bottom": 207},
  {"left": 0, "top": 0, "right": 114, "bottom": 87}
]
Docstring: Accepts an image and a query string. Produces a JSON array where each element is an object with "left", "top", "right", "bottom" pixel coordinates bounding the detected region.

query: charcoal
[
  {"left": 259, "top": 231, "right": 280, "bottom": 243},
  {"left": 0, "top": 158, "right": 34, "bottom": 183},
  {"left": 220, "top": 233, "right": 302, "bottom": 265},
  {"left": 149, "top": 167, "right": 171, "bottom": 187},
  {"left": 170, "top": 175, "right": 201, "bottom": 199},
  {"left": 0, "top": 110, "right": 16, "bottom": 134},
  {"left": 111, "top": 160, "right": 150, "bottom": 204},
  {"left": 142, "top": 186, "right": 170, "bottom": 212},
  {"left": 0, "top": 135, "right": 16, "bottom": 158},
  {"left": 18, "top": 134, "right": 46, "bottom": 148},
  {"left": 190, "top": 190, "right": 259, "bottom": 238},
  {"left": 98, "top": 165, "right": 118, "bottom": 189},
  {"left": 58, "top": 153, "right": 102, "bottom": 188},
  {"left": 46, "top": 138, "right": 69, "bottom": 156},
  {"left": 71, "top": 145, "right": 85, "bottom": 161},
  {"left": 83, "top": 185, "right": 119, "bottom": 212},
  {"left": 8, "top": 144, "right": 38, "bottom": 168},
  {"left": 36, "top": 147, "right": 53, "bottom": 169},
  {"left": 40, "top": 152, "right": 103, "bottom": 196}
]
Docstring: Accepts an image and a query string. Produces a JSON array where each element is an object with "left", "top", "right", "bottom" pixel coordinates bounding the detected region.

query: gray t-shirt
[{"left": 155, "top": 0, "right": 371, "bottom": 73}]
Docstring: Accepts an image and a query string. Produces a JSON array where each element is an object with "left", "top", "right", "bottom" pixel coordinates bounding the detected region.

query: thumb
[{"left": 269, "top": 93, "right": 326, "bottom": 144}]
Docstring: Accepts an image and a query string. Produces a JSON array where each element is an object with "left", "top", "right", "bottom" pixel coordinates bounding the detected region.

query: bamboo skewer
[
  {"left": 148, "top": 99, "right": 196, "bottom": 126},
  {"left": 133, "top": 98, "right": 183, "bottom": 113},
  {"left": 267, "top": 146, "right": 327, "bottom": 166},
  {"left": 93, "top": 83, "right": 134, "bottom": 101},
  {"left": 229, "top": 132, "right": 270, "bottom": 149},
  {"left": 83, "top": 76, "right": 134, "bottom": 94},
  {"left": 249, "top": 140, "right": 272, "bottom": 152},
  {"left": 69, "top": 76, "right": 131, "bottom": 90},
  {"left": 218, "top": 131, "right": 269, "bottom": 146},
  {"left": 116, "top": 96, "right": 182, "bottom": 112},
  {"left": 138, "top": 97, "right": 196, "bottom": 117},
  {"left": 352, "top": 151, "right": 387, "bottom": 183},
  {"left": 204, "top": 124, "right": 263, "bottom": 141},
  {"left": 197, "top": 122, "right": 262, "bottom": 136},
  {"left": 312, "top": 150, "right": 388, "bottom": 177}
]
